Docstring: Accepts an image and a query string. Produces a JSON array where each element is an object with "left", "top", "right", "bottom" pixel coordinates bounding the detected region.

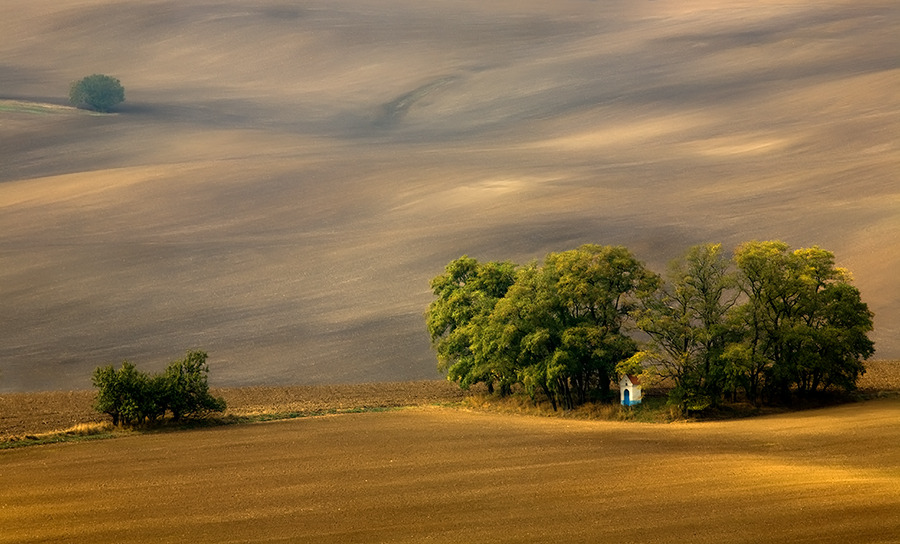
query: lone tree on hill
[{"left": 69, "top": 74, "right": 125, "bottom": 112}]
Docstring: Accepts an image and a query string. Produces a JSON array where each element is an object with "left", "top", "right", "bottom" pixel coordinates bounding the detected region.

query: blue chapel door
[{"left": 623, "top": 388, "right": 630, "bottom": 406}]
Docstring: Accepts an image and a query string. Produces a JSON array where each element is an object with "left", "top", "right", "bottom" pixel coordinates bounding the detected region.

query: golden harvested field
[
  {"left": 2, "top": 0, "right": 900, "bottom": 392},
  {"left": 1, "top": 398, "right": 899, "bottom": 543},
  {"left": 2, "top": 365, "right": 899, "bottom": 542}
]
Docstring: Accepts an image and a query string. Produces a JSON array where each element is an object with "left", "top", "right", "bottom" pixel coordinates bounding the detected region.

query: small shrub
[
  {"left": 163, "top": 350, "right": 227, "bottom": 421},
  {"left": 92, "top": 350, "right": 225, "bottom": 427},
  {"left": 69, "top": 74, "right": 125, "bottom": 112},
  {"left": 92, "top": 361, "right": 148, "bottom": 426}
]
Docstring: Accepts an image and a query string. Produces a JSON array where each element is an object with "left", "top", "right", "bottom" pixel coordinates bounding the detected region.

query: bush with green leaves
[
  {"left": 92, "top": 361, "right": 146, "bottom": 427},
  {"left": 92, "top": 350, "right": 225, "bottom": 426},
  {"left": 69, "top": 74, "right": 125, "bottom": 112},
  {"left": 163, "top": 350, "right": 227, "bottom": 421},
  {"left": 429, "top": 241, "right": 874, "bottom": 410},
  {"left": 427, "top": 245, "right": 658, "bottom": 411}
]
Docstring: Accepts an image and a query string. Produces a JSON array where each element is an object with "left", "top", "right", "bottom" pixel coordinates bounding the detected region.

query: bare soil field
[
  {"left": 2, "top": 361, "right": 897, "bottom": 439},
  {"left": 0, "top": 379, "right": 469, "bottom": 439},
  {"left": 1, "top": 0, "right": 899, "bottom": 392},
  {"left": 4, "top": 4, "right": 898, "bottom": 541},
  {"left": 1, "top": 398, "right": 899, "bottom": 543}
]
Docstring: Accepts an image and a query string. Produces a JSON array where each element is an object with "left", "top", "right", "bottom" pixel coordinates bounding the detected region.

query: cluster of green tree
[
  {"left": 68, "top": 74, "right": 125, "bottom": 112},
  {"left": 426, "top": 242, "right": 874, "bottom": 411},
  {"left": 92, "top": 350, "right": 226, "bottom": 426}
]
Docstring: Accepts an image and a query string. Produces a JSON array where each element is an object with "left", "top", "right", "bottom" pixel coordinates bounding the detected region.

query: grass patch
[
  {"left": 0, "top": 99, "right": 102, "bottom": 116},
  {"left": 1, "top": 422, "right": 121, "bottom": 450},
  {"left": 0, "top": 406, "right": 401, "bottom": 449},
  {"left": 170, "top": 405, "right": 401, "bottom": 430},
  {"left": 459, "top": 391, "right": 682, "bottom": 423},
  {"left": 453, "top": 387, "right": 892, "bottom": 423},
  {"left": 231, "top": 405, "right": 397, "bottom": 423}
]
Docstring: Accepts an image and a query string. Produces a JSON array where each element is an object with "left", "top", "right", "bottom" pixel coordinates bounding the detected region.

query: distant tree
[
  {"left": 69, "top": 74, "right": 125, "bottom": 112},
  {"left": 162, "top": 350, "right": 226, "bottom": 421},
  {"left": 92, "top": 361, "right": 150, "bottom": 426},
  {"left": 92, "top": 351, "right": 225, "bottom": 426}
]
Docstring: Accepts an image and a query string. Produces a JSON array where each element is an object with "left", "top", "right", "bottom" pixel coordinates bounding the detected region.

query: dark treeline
[{"left": 426, "top": 242, "right": 874, "bottom": 411}]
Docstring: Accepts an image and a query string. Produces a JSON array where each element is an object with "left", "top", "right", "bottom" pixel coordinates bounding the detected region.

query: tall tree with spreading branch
[
  {"left": 426, "top": 256, "right": 517, "bottom": 393},
  {"left": 429, "top": 241, "right": 874, "bottom": 410},
  {"left": 633, "top": 243, "right": 739, "bottom": 409}
]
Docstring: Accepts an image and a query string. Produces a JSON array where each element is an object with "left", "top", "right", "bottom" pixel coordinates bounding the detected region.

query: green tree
[
  {"left": 426, "top": 256, "right": 518, "bottom": 393},
  {"left": 141, "top": 373, "right": 169, "bottom": 424},
  {"left": 69, "top": 74, "right": 125, "bottom": 112},
  {"left": 634, "top": 243, "right": 738, "bottom": 409},
  {"left": 92, "top": 361, "right": 154, "bottom": 426},
  {"left": 92, "top": 362, "right": 128, "bottom": 427},
  {"left": 163, "top": 350, "right": 226, "bottom": 421},
  {"left": 804, "top": 282, "right": 874, "bottom": 392},
  {"left": 729, "top": 241, "right": 787, "bottom": 401},
  {"left": 473, "top": 263, "right": 559, "bottom": 405},
  {"left": 429, "top": 241, "right": 874, "bottom": 411},
  {"left": 545, "top": 245, "right": 658, "bottom": 406},
  {"left": 469, "top": 245, "right": 657, "bottom": 409},
  {"left": 92, "top": 351, "right": 225, "bottom": 426},
  {"left": 732, "top": 241, "right": 874, "bottom": 402}
]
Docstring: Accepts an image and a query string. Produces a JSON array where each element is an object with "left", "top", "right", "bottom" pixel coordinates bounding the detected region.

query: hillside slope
[{"left": 1, "top": 0, "right": 898, "bottom": 390}]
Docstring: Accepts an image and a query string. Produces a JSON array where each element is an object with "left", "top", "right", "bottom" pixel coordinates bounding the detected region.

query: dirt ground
[
  {"left": 2, "top": 361, "right": 897, "bottom": 439},
  {"left": 0, "top": 380, "right": 469, "bottom": 439},
  {"left": 2, "top": 397, "right": 899, "bottom": 543},
  {"left": 3, "top": 5, "right": 900, "bottom": 534},
  {"left": 2, "top": 0, "right": 900, "bottom": 392}
]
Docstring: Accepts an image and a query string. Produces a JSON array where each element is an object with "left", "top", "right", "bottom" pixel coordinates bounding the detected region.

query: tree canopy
[
  {"left": 69, "top": 74, "right": 125, "bottom": 112},
  {"left": 729, "top": 241, "right": 874, "bottom": 402},
  {"left": 427, "top": 241, "right": 874, "bottom": 410},
  {"left": 428, "top": 245, "right": 658, "bottom": 410},
  {"left": 426, "top": 256, "right": 517, "bottom": 393},
  {"left": 92, "top": 350, "right": 225, "bottom": 426}
]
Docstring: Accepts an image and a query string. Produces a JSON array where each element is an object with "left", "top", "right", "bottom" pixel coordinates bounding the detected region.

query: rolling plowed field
[
  {"left": 2, "top": 0, "right": 900, "bottom": 391},
  {"left": 0, "top": 380, "right": 468, "bottom": 439},
  {"left": 2, "top": 398, "right": 899, "bottom": 543},
  {"left": 2, "top": 361, "right": 898, "bottom": 439}
]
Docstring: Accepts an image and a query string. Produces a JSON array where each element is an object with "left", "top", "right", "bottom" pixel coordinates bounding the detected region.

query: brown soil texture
[
  {"left": 858, "top": 360, "right": 900, "bottom": 393},
  {"left": 3, "top": 361, "right": 899, "bottom": 439},
  {"left": 0, "top": 380, "right": 469, "bottom": 439},
  {"left": 2, "top": 0, "right": 900, "bottom": 392},
  {"left": 2, "top": 398, "right": 899, "bottom": 543}
]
